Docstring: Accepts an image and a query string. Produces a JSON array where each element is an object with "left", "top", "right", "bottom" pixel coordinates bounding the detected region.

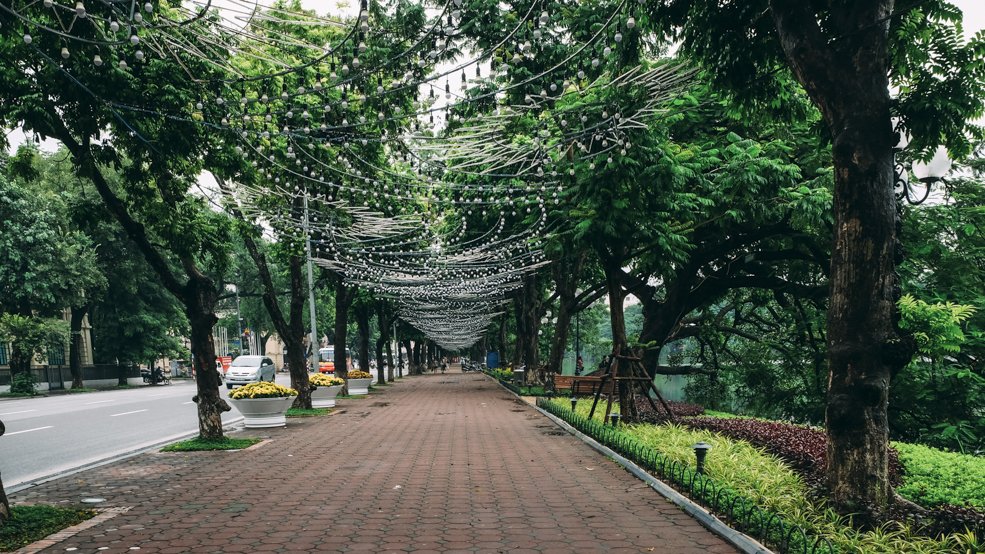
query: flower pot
[
  {"left": 228, "top": 396, "right": 295, "bottom": 428},
  {"left": 347, "top": 378, "right": 373, "bottom": 396},
  {"left": 310, "top": 384, "right": 343, "bottom": 408}
]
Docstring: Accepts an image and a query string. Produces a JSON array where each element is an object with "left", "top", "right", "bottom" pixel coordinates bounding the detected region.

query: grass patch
[
  {"left": 0, "top": 505, "right": 95, "bottom": 551},
  {"left": 286, "top": 407, "right": 332, "bottom": 417},
  {"left": 161, "top": 437, "right": 262, "bottom": 452}
]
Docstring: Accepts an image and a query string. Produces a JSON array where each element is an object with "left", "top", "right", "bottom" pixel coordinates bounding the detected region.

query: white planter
[
  {"left": 311, "top": 384, "right": 343, "bottom": 408},
  {"left": 228, "top": 396, "right": 295, "bottom": 428},
  {"left": 347, "top": 378, "right": 372, "bottom": 396}
]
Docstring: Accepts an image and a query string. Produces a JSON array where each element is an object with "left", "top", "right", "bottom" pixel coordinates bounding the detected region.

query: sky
[{"left": 5, "top": 1, "right": 985, "bottom": 154}]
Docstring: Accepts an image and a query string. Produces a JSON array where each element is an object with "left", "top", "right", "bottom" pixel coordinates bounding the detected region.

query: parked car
[{"left": 225, "top": 355, "right": 277, "bottom": 389}]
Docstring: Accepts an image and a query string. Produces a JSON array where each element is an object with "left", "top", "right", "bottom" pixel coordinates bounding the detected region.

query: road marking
[
  {"left": 182, "top": 401, "right": 194, "bottom": 405},
  {"left": 0, "top": 409, "right": 37, "bottom": 416},
  {"left": 85, "top": 400, "right": 113, "bottom": 405},
  {"left": 109, "top": 410, "right": 148, "bottom": 417},
  {"left": 6, "top": 426, "right": 53, "bottom": 436}
]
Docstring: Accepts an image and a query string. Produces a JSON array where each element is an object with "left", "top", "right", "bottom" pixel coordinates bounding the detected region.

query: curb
[
  {"left": 7, "top": 416, "right": 244, "bottom": 494},
  {"left": 489, "top": 375, "right": 773, "bottom": 554}
]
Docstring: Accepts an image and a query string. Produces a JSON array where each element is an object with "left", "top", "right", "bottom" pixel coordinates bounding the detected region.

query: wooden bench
[{"left": 551, "top": 374, "right": 613, "bottom": 395}]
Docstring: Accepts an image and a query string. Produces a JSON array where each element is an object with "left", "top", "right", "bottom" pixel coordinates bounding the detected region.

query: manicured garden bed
[
  {"left": 161, "top": 437, "right": 262, "bottom": 452},
  {"left": 541, "top": 397, "right": 983, "bottom": 553}
]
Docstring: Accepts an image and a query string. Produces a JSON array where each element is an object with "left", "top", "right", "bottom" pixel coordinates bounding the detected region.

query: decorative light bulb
[
  {"left": 134, "top": 50, "right": 144, "bottom": 60},
  {"left": 130, "top": 34, "right": 139, "bottom": 45},
  {"left": 110, "top": 20, "right": 119, "bottom": 32},
  {"left": 61, "top": 47, "right": 70, "bottom": 59},
  {"left": 93, "top": 54, "right": 103, "bottom": 66},
  {"left": 626, "top": 17, "right": 636, "bottom": 29},
  {"left": 22, "top": 34, "right": 32, "bottom": 44},
  {"left": 144, "top": 2, "right": 153, "bottom": 12},
  {"left": 75, "top": 1, "right": 86, "bottom": 17}
]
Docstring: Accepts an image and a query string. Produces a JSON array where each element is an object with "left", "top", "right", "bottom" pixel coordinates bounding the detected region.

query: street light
[{"left": 893, "top": 120, "right": 952, "bottom": 205}]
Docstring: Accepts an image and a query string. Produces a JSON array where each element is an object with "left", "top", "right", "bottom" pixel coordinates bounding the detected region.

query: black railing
[{"left": 537, "top": 397, "right": 836, "bottom": 554}]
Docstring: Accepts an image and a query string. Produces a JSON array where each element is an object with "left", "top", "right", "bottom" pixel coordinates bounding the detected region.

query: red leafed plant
[{"left": 681, "top": 417, "right": 904, "bottom": 490}]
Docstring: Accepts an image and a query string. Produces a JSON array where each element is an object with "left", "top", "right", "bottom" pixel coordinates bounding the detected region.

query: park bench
[{"left": 551, "top": 372, "right": 613, "bottom": 396}]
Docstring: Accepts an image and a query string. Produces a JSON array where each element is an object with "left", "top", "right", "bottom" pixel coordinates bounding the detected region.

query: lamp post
[
  {"left": 692, "top": 442, "right": 712, "bottom": 475},
  {"left": 893, "top": 121, "right": 952, "bottom": 205}
]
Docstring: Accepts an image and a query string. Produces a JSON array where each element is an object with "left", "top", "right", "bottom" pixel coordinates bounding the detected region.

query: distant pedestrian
[{"left": 576, "top": 355, "right": 584, "bottom": 376}]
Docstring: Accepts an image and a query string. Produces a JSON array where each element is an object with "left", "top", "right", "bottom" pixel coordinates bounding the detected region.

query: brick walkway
[{"left": 11, "top": 371, "right": 738, "bottom": 553}]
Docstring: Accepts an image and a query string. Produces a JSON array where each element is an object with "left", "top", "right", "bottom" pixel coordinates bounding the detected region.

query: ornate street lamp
[{"left": 893, "top": 121, "right": 952, "bottom": 205}]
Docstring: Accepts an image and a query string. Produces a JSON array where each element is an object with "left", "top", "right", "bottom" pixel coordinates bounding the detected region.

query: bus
[{"left": 317, "top": 346, "right": 352, "bottom": 373}]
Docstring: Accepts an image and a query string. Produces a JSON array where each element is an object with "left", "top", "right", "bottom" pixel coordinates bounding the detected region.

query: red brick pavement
[{"left": 10, "top": 373, "right": 738, "bottom": 553}]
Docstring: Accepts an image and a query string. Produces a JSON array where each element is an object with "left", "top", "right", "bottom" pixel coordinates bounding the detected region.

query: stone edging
[
  {"left": 13, "top": 506, "right": 131, "bottom": 554},
  {"left": 489, "top": 375, "right": 773, "bottom": 554}
]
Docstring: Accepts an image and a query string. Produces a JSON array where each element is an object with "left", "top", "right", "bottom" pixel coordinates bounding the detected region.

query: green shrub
[
  {"left": 895, "top": 442, "right": 985, "bottom": 509},
  {"left": 9, "top": 372, "right": 36, "bottom": 395},
  {"left": 0, "top": 506, "right": 94, "bottom": 551}
]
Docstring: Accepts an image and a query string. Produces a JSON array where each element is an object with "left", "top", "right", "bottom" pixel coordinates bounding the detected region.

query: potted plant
[
  {"left": 346, "top": 370, "right": 374, "bottom": 395},
  {"left": 227, "top": 382, "right": 298, "bottom": 428},
  {"left": 309, "top": 373, "right": 345, "bottom": 407}
]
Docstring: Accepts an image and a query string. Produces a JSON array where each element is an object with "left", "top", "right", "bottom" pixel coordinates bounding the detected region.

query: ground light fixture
[
  {"left": 608, "top": 413, "right": 620, "bottom": 426},
  {"left": 569, "top": 396, "right": 577, "bottom": 411},
  {"left": 692, "top": 442, "right": 712, "bottom": 475}
]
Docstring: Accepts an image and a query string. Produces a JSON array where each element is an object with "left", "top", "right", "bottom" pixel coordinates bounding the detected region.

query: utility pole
[
  {"left": 303, "top": 194, "right": 319, "bottom": 372},
  {"left": 235, "top": 286, "right": 243, "bottom": 355}
]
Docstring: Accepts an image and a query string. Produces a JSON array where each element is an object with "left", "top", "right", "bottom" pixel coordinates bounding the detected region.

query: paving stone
[{"left": 10, "top": 371, "right": 738, "bottom": 553}]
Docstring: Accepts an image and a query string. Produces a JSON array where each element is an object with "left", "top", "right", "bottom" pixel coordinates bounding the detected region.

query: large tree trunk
[
  {"left": 69, "top": 305, "right": 88, "bottom": 389},
  {"left": 0, "top": 419, "right": 8, "bottom": 525},
  {"left": 375, "top": 303, "right": 389, "bottom": 384},
  {"left": 354, "top": 301, "right": 371, "bottom": 373},
  {"left": 412, "top": 340, "right": 422, "bottom": 374},
  {"left": 385, "top": 338, "right": 394, "bottom": 382},
  {"left": 498, "top": 313, "right": 508, "bottom": 365},
  {"left": 8, "top": 341, "right": 34, "bottom": 395},
  {"left": 333, "top": 277, "right": 353, "bottom": 384},
  {"left": 185, "top": 279, "right": 230, "bottom": 440},
  {"left": 769, "top": 0, "right": 905, "bottom": 520}
]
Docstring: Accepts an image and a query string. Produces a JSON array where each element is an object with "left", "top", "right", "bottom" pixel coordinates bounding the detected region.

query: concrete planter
[
  {"left": 347, "top": 378, "right": 372, "bottom": 396},
  {"left": 310, "top": 384, "right": 343, "bottom": 408},
  {"left": 228, "top": 396, "right": 295, "bottom": 428}
]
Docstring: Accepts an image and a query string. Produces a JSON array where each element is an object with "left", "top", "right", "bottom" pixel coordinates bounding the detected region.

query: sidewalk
[{"left": 10, "top": 372, "right": 738, "bottom": 553}]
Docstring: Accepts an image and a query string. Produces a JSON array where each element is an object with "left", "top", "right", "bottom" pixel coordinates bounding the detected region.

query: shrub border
[{"left": 534, "top": 396, "right": 836, "bottom": 554}]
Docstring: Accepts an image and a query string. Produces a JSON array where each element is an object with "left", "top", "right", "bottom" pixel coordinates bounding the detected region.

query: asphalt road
[{"left": 0, "top": 376, "right": 298, "bottom": 491}]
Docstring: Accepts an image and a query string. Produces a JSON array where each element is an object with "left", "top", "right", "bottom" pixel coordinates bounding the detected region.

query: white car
[{"left": 225, "top": 355, "right": 277, "bottom": 389}]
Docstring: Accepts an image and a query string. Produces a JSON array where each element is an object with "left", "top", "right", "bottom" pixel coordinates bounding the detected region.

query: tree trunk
[
  {"left": 511, "top": 297, "right": 525, "bottom": 368},
  {"left": 498, "top": 313, "right": 508, "bottom": 364},
  {"left": 185, "top": 279, "right": 229, "bottom": 440},
  {"left": 69, "top": 305, "right": 88, "bottom": 389},
  {"left": 354, "top": 301, "right": 371, "bottom": 373},
  {"left": 333, "top": 277, "right": 352, "bottom": 382},
  {"left": 768, "top": 0, "right": 904, "bottom": 520},
  {"left": 412, "top": 341, "right": 422, "bottom": 374},
  {"left": 547, "top": 300, "right": 572, "bottom": 375},
  {"left": 8, "top": 341, "right": 34, "bottom": 394},
  {"left": 385, "top": 338, "right": 394, "bottom": 382},
  {"left": 0, "top": 418, "right": 8, "bottom": 525}
]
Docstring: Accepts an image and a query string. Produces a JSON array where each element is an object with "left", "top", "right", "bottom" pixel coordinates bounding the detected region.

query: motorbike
[{"left": 142, "top": 367, "right": 170, "bottom": 385}]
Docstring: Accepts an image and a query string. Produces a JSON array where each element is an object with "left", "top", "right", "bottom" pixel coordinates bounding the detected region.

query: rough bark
[
  {"left": 385, "top": 338, "right": 394, "bottom": 382},
  {"left": 375, "top": 303, "right": 391, "bottom": 383},
  {"left": 333, "top": 277, "right": 354, "bottom": 382},
  {"left": 69, "top": 304, "right": 88, "bottom": 389},
  {"left": 354, "top": 300, "right": 371, "bottom": 373},
  {"left": 769, "top": 0, "right": 904, "bottom": 519},
  {"left": 186, "top": 278, "right": 230, "bottom": 440}
]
